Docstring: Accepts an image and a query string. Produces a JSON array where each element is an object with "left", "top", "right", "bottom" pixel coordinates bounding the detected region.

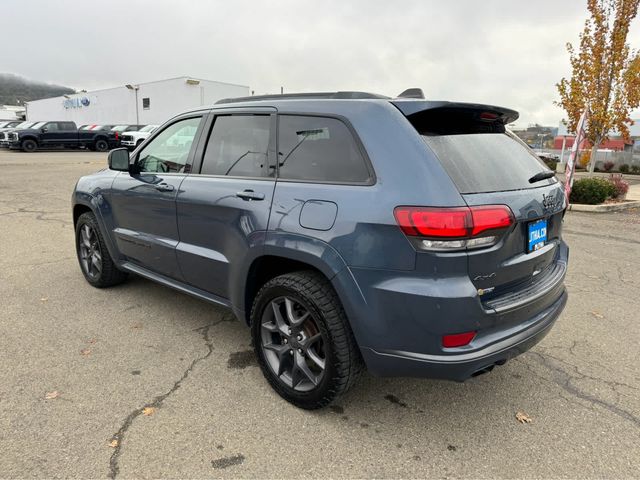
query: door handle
[
  {"left": 236, "top": 189, "right": 265, "bottom": 201},
  {"left": 155, "top": 183, "right": 175, "bottom": 192}
]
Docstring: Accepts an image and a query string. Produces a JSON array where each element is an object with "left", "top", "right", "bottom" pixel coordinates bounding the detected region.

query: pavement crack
[
  {"left": 523, "top": 351, "right": 640, "bottom": 428},
  {"left": 107, "top": 319, "right": 222, "bottom": 479}
]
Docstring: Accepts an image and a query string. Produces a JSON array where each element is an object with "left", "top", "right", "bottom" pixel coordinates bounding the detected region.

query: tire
[
  {"left": 94, "top": 139, "right": 109, "bottom": 152},
  {"left": 251, "top": 271, "right": 363, "bottom": 409},
  {"left": 21, "top": 139, "right": 37, "bottom": 152},
  {"left": 75, "top": 212, "right": 127, "bottom": 288}
]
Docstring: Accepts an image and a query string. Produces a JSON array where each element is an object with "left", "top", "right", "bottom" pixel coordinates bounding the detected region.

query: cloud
[{"left": 4, "top": 0, "right": 639, "bottom": 126}]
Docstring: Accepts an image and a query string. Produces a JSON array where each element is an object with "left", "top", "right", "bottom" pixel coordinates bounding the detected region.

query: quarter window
[
  {"left": 200, "top": 115, "right": 271, "bottom": 177},
  {"left": 277, "top": 115, "right": 371, "bottom": 183},
  {"left": 137, "top": 116, "right": 201, "bottom": 173}
]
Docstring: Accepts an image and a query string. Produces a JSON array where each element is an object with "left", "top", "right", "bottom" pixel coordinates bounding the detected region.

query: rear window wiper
[{"left": 528, "top": 170, "right": 555, "bottom": 183}]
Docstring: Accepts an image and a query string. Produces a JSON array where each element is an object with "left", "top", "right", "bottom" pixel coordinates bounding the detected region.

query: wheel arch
[
  {"left": 235, "top": 235, "right": 349, "bottom": 325},
  {"left": 72, "top": 197, "right": 122, "bottom": 265}
]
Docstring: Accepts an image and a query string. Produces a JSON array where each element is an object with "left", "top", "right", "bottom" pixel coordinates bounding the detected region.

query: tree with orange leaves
[{"left": 556, "top": 0, "right": 640, "bottom": 173}]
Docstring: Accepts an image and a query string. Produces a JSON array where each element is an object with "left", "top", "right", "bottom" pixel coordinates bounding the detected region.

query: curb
[{"left": 568, "top": 200, "right": 640, "bottom": 213}]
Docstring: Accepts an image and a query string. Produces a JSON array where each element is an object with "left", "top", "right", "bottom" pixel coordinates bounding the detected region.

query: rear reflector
[{"left": 442, "top": 331, "right": 476, "bottom": 348}]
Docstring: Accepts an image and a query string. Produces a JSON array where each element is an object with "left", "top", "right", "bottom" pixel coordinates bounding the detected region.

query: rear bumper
[
  {"left": 332, "top": 240, "right": 569, "bottom": 380},
  {"left": 361, "top": 290, "right": 566, "bottom": 380}
]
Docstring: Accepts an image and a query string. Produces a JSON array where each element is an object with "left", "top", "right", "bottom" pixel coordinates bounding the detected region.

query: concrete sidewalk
[{"left": 626, "top": 182, "right": 640, "bottom": 201}]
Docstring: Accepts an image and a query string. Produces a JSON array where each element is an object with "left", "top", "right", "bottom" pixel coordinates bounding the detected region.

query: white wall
[{"left": 26, "top": 77, "right": 249, "bottom": 126}]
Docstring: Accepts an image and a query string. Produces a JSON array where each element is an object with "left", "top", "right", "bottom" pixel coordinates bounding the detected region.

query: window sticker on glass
[{"left": 296, "top": 127, "right": 329, "bottom": 142}]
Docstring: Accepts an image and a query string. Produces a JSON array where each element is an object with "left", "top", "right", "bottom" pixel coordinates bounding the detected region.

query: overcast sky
[{"left": 4, "top": 0, "right": 639, "bottom": 127}]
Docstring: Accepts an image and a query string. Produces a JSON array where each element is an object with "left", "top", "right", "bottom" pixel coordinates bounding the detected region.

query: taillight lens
[
  {"left": 394, "top": 205, "right": 514, "bottom": 251},
  {"left": 115, "top": 132, "right": 119, "bottom": 140}
]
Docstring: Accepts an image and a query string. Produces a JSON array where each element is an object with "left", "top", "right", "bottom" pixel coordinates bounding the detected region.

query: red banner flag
[{"left": 564, "top": 110, "right": 589, "bottom": 204}]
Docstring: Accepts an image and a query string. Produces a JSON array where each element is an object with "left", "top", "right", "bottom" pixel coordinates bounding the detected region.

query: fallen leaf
[
  {"left": 80, "top": 348, "right": 91, "bottom": 356},
  {"left": 87, "top": 338, "right": 97, "bottom": 344},
  {"left": 142, "top": 407, "right": 156, "bottom": 416},
  {"left": 109, "top": 439, "right": 118, "bottom": 448},
  {"left": 590, "top": 311, "right": 604, "bottom": 319},
  {"left": 40, "top": 297, "right": 48, "bottom": 302},
  {"left": 45, "top": 391, "right": 59, "bottom": 400},
  {"left": 131, "top": 324, "right": 143, "bottom": 330},
  {"left": 516, "top": 411, "right": 532, "bottom": 424}
]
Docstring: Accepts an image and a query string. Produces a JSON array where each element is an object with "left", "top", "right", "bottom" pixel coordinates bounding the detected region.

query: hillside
[{"left": 0, "top": 73, "right": 75, "bottom": 105}]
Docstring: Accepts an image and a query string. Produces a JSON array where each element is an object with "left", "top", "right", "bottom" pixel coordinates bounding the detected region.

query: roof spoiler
[{"left": 392, "top": 100, "right": 519, "bottom": 125}]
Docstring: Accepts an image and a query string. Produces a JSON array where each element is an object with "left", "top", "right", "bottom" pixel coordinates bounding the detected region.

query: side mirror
[
  {"left": 41, "top": 127, "right": 48, "bottom": 133},
  {"left": 108, "top": 148, "right": 130, "bottom": 171}
]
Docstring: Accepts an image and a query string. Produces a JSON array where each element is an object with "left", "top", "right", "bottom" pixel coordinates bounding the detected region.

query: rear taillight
[
  {"left": 393, "top": 205, "right": 514, "bottom": 251},
  {"left": 115, "top": 132, "right": 119, "bottom": 140}
]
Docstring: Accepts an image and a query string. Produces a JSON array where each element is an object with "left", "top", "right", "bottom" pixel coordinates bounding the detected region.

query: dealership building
[{"left": 25, "top": 76, "right": 250, "bottom": 126}]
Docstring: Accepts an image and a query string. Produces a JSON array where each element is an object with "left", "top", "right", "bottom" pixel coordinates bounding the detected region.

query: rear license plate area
[{"left": 527, "top": 219, "right": 547, "bottom": 252}]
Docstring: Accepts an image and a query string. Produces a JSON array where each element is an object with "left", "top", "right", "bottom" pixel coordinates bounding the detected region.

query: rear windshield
[{"left": 422, "top": 132, "right": 553, "bottom": 194}]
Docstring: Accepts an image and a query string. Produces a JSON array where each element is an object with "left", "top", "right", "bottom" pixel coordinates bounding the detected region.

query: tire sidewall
[
  {"left": 251, "top": 281, "right": 340, "bottom": 408},
  {"left": 95, "top": 139, "right": 108, "bottom": 152},
  {"left": 22, "top": 139, "right": 37, "bottom": 152},
  {"left": 75, "top": 213, "right": 106, "bottom": 286}
]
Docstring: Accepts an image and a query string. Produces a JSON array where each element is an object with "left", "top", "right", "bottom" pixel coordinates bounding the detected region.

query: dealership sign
[{"left": 63, "top": 96, "right": 91, "bottom": 109}]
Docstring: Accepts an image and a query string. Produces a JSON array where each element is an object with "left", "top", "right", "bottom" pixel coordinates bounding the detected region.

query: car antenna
[{"left": 396, "top": 88, "right": 425, "bottom": 99}]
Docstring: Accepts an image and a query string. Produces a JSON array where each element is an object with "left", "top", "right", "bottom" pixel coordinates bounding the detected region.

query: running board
[{"left": 120, "top": 262, "right": 232, "bottom": 308}]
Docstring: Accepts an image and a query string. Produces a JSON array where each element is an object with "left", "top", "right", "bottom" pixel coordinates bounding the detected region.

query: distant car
[
  {"left": 120, "top": 124, "right": 159, "bottom": 150},
  {"left": 111, "top": 125, "right": 146, "bottom": 134},
  {"left": 89, "top": 125, "right": 114, "bottom": 131},
  {"left": 0, "top": 121, "right": 22, "bottom": 129},
  {"left": 79, "top": 125, "right": 97, "bottom": 131},
  {"left": 0, "top": 121, "right": 37, "bottom": 147},
  {"left": 7, "top": 121, "right": 120, "bottom": 152}
]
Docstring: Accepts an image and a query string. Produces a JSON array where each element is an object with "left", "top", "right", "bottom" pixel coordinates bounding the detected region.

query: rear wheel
[
  {"left": 94, "top": 139, "right": 109, "bottom": 152},
  {"left": 21, "top": 139, "right": 37, "bottom": 152},
  {"left": 75, "top": 212, "right": 127, "bottom": 288},
  {"left": 251, "top": 271, "right": 363, "bottom": 409}
]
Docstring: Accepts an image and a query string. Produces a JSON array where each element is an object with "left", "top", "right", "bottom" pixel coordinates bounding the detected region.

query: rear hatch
[{"left": 394, "top": 101, "right": 566, "bottom": 308}]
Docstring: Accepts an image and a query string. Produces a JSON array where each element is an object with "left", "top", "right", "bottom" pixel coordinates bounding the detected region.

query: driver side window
[{"left": 137, "top": 116, "right": 202, "bottom": 173}]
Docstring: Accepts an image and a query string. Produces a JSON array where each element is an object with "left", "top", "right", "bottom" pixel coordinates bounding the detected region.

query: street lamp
[{"left": 125, "top": 84, "right": 139, "bottom": 125}]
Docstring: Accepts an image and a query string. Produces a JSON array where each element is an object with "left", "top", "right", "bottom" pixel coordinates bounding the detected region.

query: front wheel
[
  {"left": 75, "top": 212, "right": 127, "bottom": 288},
  {"left": 251, "top": 271, "right": 363, "bottom": 409},
  {"left": 21, "top": 139, "right": 37, "bottom": 152},
  {"left": 94, "top": 139, "right": 109, "bottom": 152}
]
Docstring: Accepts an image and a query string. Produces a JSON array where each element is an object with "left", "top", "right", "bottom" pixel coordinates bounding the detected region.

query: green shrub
[
  {"left": 619, "top": 164, "right": 630, "bottom": 173},
  {"left": 570, "top": 177, "right": 615, "bottom": 204},
  {"left": 631, "top": 165, "right": 640, "bottom": 174}
]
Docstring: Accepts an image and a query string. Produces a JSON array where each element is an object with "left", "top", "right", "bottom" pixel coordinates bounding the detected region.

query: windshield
[
  {"left": 111, "top": 125, "right": 129, "bottom": 132},
  {"left": 140, "top": 125, "right": 157, "bottom": 133},
  {"left": 13, "top": 121, "right": 34, "bottom": 129},
  {"left": 422, "top": 132, "right": 552, "bottom": 194},
  {"left": 31, "top": 122, "right": 47, "bottom": 129}
]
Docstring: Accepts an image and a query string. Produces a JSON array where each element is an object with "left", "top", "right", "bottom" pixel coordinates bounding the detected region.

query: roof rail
[{"left": 215, "top": 91, "right": 389, "bottom": 104}]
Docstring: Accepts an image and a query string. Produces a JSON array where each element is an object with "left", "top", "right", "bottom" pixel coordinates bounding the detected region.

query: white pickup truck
[{"left": 120, "top": 125, "right": 159, "bottom": 150}]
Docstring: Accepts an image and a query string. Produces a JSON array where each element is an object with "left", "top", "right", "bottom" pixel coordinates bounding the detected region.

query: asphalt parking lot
[{"left": 1, "top": 149, "right": 639, "bottom": 479}]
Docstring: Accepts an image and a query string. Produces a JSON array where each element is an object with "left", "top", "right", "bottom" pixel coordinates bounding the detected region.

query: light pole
[{"left": 125, "top": 84, "right": 139, "bottom": 124}]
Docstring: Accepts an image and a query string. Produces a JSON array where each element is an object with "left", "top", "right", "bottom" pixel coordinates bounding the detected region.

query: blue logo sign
[{"left": 63, "top": 96, "right": 91, "bottom": 109}]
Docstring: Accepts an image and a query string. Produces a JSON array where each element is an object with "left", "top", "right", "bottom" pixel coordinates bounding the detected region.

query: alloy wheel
[
  {"left": 260, "top": 296, "right": 326, "bottom": 392},
  {"left": 78, "top": 224, "right": 102, "bottom": 279}
]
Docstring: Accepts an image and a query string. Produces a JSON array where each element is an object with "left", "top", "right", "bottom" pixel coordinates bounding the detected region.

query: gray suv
[{"left": 72, "top": 91, "right": 568, "bottom": 409}]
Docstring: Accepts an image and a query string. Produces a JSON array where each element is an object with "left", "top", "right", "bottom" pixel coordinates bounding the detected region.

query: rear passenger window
[
  {"left": 200, "top": 115, "right": 271, "bottom": 177},
  {"left": 277, "top": 115, "right": 371, "bottom": 183}
]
